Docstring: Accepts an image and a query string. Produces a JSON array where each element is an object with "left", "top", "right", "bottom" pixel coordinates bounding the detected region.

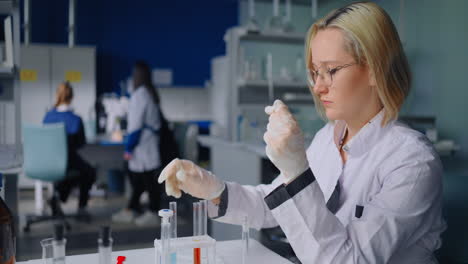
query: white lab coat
[
  {"left": 127, "top": 86, "right": 161, "bottom": 172},
  {"left": 209, "top": 111, "right": 446, "bottom": 263}
]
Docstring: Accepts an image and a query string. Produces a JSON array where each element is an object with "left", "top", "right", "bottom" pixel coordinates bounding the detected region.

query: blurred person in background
[
  {"left": 112, "top": 61, "right": 164, "bottom": 226},
  {"left": 43, "top": 81, "right": 97, "bottom": 221}
]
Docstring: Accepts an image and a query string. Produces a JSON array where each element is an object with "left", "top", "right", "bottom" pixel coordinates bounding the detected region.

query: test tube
[
  {"left": 200, "top": 200, "right": 208, "bottom": 236},
  {"left": 159, "top": 209, "right": 173, "bottom": 264},
  {"left": 193, "top": 202, "right": 201, "bottom": 264},
  {"left": 193, "top": 202, "right": 200, "bottom": 236},
  {"left": 242, "top": 216, "right": 249, "bottom": 264},
  {"left": 169, "top": 201, "right": 177, "bottom": 238},
  {"left": 200, "top": 200, "right": 209, "bottom": 263},
  {"left": 98, "top": 226, "right": 112, "bottom": 264},
  {"left": 169, "top": 202, "right": 177, "bottom": 264}
]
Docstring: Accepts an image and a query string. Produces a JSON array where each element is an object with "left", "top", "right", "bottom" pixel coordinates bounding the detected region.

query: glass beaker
[
  {"left": 41, "top": 238, "right": 66, "bottom": 264},
  {"left": 41, "top": 238, "right": 54, "bottom": 264}
]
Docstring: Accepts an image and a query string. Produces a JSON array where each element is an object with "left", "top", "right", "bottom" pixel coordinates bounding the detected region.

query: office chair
[{"left": 22, "top": 123, "right": 72, "bottom": 232}]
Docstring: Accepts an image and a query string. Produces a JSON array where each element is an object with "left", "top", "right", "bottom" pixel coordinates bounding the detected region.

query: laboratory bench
[{"left": 17, "top": 239, "right": 292, "bottom": 264}]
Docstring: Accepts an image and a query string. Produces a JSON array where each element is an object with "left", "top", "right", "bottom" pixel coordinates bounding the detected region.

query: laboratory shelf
[
  {"left": 237, "top": 78, "right": 309, "bottom": 89},
  {"left": 240, "top": 0, "right": 312, "bottom": 6},
  {"left": 239, "top": 30, "right": 305, "bottom": 44}
]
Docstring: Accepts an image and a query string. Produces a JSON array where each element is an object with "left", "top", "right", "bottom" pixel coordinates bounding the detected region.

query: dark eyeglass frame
[{"left": 308, "top": 62, "right": 358, "bottom": 86}]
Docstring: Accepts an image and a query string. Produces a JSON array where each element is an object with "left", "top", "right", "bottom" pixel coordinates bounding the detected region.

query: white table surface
[{"left": 18, "top": 239, "right": 292, "bottom": 264}]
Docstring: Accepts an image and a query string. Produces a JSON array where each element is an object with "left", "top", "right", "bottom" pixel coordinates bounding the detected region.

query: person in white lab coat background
[
  {"left": 112, "top": 61, "right": 163, "bottom": 226},
  {"left": 158, "top": 2, "right": 446, "bottom": 263}
]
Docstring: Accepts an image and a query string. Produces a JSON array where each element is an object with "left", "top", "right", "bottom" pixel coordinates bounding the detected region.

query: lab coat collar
[
  {"left": 336, "top": 110, "right": 392, "bottom": 157},
  {"left": 56, "top": 104, "right": 73, "bottom": 112},
  {"left": 312, "top": 110, "right": 392, "bottom": 203}
]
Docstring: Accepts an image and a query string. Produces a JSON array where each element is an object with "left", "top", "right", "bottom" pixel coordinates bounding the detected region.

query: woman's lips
[{"left": 322, "top": 100, "right": 332, "bottom": 105}]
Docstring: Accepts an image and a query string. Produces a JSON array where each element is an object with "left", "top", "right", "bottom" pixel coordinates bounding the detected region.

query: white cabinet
[
  {"left": 50, "top": 46, "right": 96, "bottom": 120},
  {"left": 20, "top": 44, "right": 96, "bottom": 125},
  {"left": 19, "top": 44, "right": 96, "bottom": 188},
  {"left": 20, "top": 45, "right": 52, "bottom": 125}
]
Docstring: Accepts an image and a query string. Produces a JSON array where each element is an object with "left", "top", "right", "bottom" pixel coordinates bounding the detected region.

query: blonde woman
[
  {"left": 43, "top": 82, "right": 96, "bottom": 221},
  {"left": 158, "top": 2, "right": 445, "bottom": 263}
]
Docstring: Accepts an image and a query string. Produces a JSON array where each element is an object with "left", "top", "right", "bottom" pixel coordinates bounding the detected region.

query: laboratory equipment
[
  {"left": 155, "top": 203, "right": 215, "bottom": 264},
  {"left": 280, "top": 67, "right": 292, "bottom": 81},
  {"left": 294, "top": 53, "right": 304, "bottom": 82},
  {"left": 98, "top": 226, "right": 112, "bottom": 264},
  {"left": 249, "top": 58, "right": 259, "bottom": 81},
  {"left": 266, "top": 0, "right": 283, "bottom": 33},
  {"left": 242, "top": 59, "right": 251, "bottom": 81},
  {"left": 242, "top": 216, "right": 250, "bottom": 264},
  {"left": 169, "top": 202, "right": 177, "bottom": 264},
  {"left": 155, "top": 236, "right": 216, "bottom": 264},
  {"left": 199, "top": 201, "right": 206, "bottom": 236},
  {"left": 159, "top": 209, "right": 173, "bottom": 264},
  {"left": 53, "top": 224, "right": 66, "bottom": 264},
  {"left": 311, "top": 0, "right": 318, "bottom": 19},
  {"left": 41, "top": 238, "right": 55, "bottom": 264},
  {"left": 200, "top": 200, "right": 208, "bottom": 236},
  {"left": 267, "top": 53, "right": 274, "bottom": 103},
  {"left": 41, "top": 224, "right": 66, "bottom": 264},
  {"left": 170, "top": 202, "right": 177, "bottom": 239},
  {"left": 283, "top": 0, "right": 295, "bottom": 32},
  {"left": 246, "top": 0, "right": 260, "bottom": 33},
  {"left": 0, "top": 173, "right": 16, "bottom": 264},
  {"left": 193, "top": 202, "right": 201, "bottom": 264}
]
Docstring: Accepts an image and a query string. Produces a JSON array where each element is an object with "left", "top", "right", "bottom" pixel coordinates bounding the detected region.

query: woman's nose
[{"left": 313, "top": 78, "right": 328, "bottom": 95}]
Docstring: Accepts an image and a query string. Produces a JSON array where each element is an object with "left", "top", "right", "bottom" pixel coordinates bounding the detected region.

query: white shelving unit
[
  {"left": 224, "top": 26, "right": 311, "bottom": 142},
  {"left": 237, "top": 78, "right": 308, "bottom": 89},
  {"left": 0, "top": 2, "right": 21, "bottom": 230},
  {"left": 0, "top": 0, "right": 22, "bottom": 172},
  {"left": 240, "top": 0, "right": 312, "bottom": 6},
  {"left": 239, "top": 30, "right": 306, "bottom": 44},
  {"left": 208, "top": 0, "right": 319, "bottom": 242}
]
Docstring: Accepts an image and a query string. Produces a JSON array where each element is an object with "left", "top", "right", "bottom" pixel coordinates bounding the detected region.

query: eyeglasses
[{"left": 307, "top": 62, "right": 357, "bottom": 86}]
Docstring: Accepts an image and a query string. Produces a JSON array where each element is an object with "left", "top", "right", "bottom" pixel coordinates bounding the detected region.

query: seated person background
[{"left": 43, "top": 81, "right": 97, "bottom": 220}]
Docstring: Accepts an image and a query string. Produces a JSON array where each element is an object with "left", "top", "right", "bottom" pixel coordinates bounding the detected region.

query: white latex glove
[
  {"left": 158, "top": 158, "right": 226, "bottom": 200},
  {"left": 264, "top": 100, "right": 309, "bottom": 183}
]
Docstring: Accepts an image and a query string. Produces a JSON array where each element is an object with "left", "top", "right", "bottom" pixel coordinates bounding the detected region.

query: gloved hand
[
  {"left": 158, "top": 158, "right": 226, "bottom": 200},
  {"left": 264, "top": 100, "right": 309, "bottom": 183}
]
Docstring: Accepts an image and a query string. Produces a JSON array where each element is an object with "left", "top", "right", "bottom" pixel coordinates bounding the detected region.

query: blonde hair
[
  {"left": 305, "top": 1, "right": 411, "bottom": 126},
  {"left": 54, "top": 82, "right": 74, "bottom": 107}
]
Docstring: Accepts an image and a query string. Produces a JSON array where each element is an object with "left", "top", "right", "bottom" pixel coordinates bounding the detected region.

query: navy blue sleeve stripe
[
  {"left": 285, "top": 169, "right": 315, "bottom": 197},
  {"left": 125, "top": 129, "right": 143, "bottom": 153},
  {"left": 211, "top": 185, "right": 229, "bottom": 219},
  {"left": 264, "top": 169, "right": 315, "bottom": 210}
]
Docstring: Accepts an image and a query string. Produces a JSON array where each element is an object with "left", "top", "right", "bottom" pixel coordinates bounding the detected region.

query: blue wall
[{"left": 22, "top": 0, "right": 238, "bottom": 94}]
